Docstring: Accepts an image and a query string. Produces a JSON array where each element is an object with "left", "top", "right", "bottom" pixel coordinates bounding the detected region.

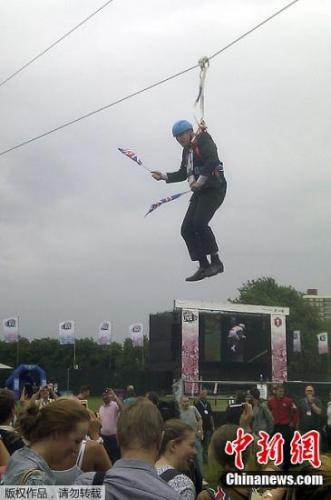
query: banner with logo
[
  {"left": 58, "top": 321, "right": 75, "bottom": 345},
  {"left": 98, "top": 321, "right": 112, "bottom": 345},
  {"left": 317, "top": 332, "right": 329, "bottom": 354},
  {"left": 129, "top": 322, "right": 144, "bottom": 347},
  {"left": 3, "top": 317, "right": 19, "bottom": 343},
  {"left": 293, "top": 330, "right": 301, "bottom": 353},
  {"left": 271, "top": 314, "right": 287, "bottom": 382},
  {"left": 181, "top": 309, "right": 199, "bottom": 393}
]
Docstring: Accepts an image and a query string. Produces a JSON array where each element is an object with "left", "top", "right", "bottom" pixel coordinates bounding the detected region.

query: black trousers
[
  {"left": 273, "top": 424, "right": 295, "bottom": 471},
  {"left": 181, "top": 182, "right": 227, "bottom": 261}
]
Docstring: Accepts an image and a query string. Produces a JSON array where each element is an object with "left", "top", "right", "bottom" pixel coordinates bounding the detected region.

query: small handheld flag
[
  {"left": 118, "top": 148, "right": 150, "bottom": 172},
  {"left": 145, "top": 190, "right": 190, "bottom": 216}
]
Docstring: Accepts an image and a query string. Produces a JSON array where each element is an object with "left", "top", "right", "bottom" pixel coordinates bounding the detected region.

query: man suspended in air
[{"left": 152, "top": 120, "right": 227, "bottom": 282}]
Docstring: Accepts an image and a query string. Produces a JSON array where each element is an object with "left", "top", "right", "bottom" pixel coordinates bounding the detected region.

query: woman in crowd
[
  {"left": 50, "top": 407, "right": 111, "bottom": 484},
  {"left": 33, "top": 385, "right": 57, "bottom": 409},
  {"left": 2, "top": 397, "right": 90, "bottom": 485},
  {"left": 155, "top": 419, "right": 197, "bottom": 499},
  {"left": 197, "top": 403, "right": 286, "bottom": 500}
]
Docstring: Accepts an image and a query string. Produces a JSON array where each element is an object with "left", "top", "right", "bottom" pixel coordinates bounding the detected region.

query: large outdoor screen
[{"left": 200, "top": 311, "right": 271, "bottom": 365}]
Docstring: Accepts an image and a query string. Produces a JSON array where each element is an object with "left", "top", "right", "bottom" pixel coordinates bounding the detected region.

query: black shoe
[
  {"left": 185, "top": 267, "right": 209, "bottom": 282},
  {"left": 205, "top": 261, "right": 224, "bottom": 277}
]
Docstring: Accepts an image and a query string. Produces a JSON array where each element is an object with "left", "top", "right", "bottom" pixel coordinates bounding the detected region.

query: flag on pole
[
  {"left": 129, "top": 323, "right": 144, "bottom": 347},
  {"left": 118, "top": 148, "right": 143, "bottom": 166},
  {"left": 118, "top": 147, "right": 151, "bottom": 173},
  {"left": 3, "top": 317, "right": 19, "bottom": 343},
  {"left": 59, "top": 321, "right": 75, "bottom": 345},
  {"left": 317, "top": 332, "right": 328, "bottom": 354},
  {"left": 98, "top": 321, "right": 112, "bottom": 345},
  {"left": 293, "top": 330, "right": 301, "bottom": 353},
  {"left": 145, "top": 191, "right": 190, "bottom": 216}
]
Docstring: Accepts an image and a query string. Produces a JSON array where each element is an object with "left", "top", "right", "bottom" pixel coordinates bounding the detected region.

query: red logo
[
  {"left": 225, "top": 428, "right": 321, "bottom": 469},
  {"left": 224, "top": 428, "right": 254, "bottom": 470},
  {"left": 291, "top": 430, "right": 321, "bottom": 468}
]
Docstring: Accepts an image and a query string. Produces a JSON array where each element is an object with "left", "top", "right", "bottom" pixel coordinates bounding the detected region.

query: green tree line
[
  {"left": 231, "top": 277, "right": 331, "bottom": 380},
  {"left": 0, "top": 336, "right": 149, "bottom": 372}
]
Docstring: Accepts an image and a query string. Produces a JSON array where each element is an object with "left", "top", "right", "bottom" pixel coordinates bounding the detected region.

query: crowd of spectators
[{"left": 0, "top": 382, "right": 330, "bottom": 499}]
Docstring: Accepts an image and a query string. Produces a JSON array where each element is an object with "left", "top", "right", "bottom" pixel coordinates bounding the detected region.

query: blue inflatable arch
[{"left": 5, "top": 364, "right": 47, "bottom": 398}]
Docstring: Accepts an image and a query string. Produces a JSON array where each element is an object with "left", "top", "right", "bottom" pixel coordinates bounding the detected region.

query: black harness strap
[
  {"left": 92, "top": 471, "right": 106, "bottom": 485},
  {"left": 160, "top": 468, "right": 182, "bottom": 483}
]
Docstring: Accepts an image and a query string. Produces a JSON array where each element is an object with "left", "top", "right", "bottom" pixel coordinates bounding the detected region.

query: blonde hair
[
  {"left": 16, "top": 397, "right": 89, "bottom": 443},
  {"left": 117, "top": 397, "right": 163, "bottom": 450}
]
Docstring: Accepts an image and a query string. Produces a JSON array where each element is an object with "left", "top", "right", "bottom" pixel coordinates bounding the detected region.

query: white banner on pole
[
  {"left": 59, "top": 321, "right": 75, "bottom": 345},
  {"left": 129, "top": 323, "right": 144, "bottom": 347},
  {"left": 317, "top": 332, "right": 328, "bottom": 354},
  {"left": 3, "top": 317, "right": 19, "bottom": 343},
  {"left": 293, "top": 330, "right": 301, "bottom": 353},
  {"left": 98, "top": 321, "right": 112, "bottom": 345}
]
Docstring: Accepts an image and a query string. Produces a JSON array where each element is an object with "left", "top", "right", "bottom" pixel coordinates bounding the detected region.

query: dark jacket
[{"left": 166, "top": 131, "right": 226, "bottom": 190}]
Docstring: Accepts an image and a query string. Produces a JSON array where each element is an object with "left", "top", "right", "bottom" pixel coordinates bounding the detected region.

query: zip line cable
[
  {"left": 0, "top": 0, "right": 115, "bottom": 88},
  {"left": 0, "top": 0, "right": 301, "bottom": 158},
  {"left": 208, "top": 0, "right": 300, "bottom": 61}
]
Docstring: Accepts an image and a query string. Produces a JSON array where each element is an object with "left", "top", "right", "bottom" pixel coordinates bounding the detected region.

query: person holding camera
[
  {"left": 99, "top": 388, "right": 123, "bottom": 464},
  {"left": 33, "top": 385, "right": 56, "bottom": 409}
]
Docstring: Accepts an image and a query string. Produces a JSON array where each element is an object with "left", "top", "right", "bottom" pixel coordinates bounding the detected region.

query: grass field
[
  {"left": 86, "top": 396, "right": 103, "bottom": 412},
  {"left": 86, "top": 396, "right": 229, "bottom": 413}
]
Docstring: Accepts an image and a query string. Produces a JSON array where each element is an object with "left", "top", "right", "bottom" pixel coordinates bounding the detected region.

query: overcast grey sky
[{"left": 0, "top": 0, "right": 330, "bottom": 342}]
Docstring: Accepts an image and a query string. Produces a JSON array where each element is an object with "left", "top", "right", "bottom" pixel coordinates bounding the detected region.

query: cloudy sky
[{"left": 0, "top": 0, "right": 330, "bottom": 343}]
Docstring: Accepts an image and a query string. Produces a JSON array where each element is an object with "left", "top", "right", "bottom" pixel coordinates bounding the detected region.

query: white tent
[{"left": 0, "top": 363, "right": 13, "bottom": 369}]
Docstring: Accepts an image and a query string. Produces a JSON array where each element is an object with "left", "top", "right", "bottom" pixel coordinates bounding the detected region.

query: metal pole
[
  {"left": 141, "top": 340, "right": 144, "bottom": 367},
  {"left": 67, "top": 367, "right": 70, "bottom": 391},
  {"left": 73, "top": 341, "right": 76, "bottom": 369},
  {"left": 16, "top": 336, "right": 20, "bottom": 366},
  {"left": 16, "top": 316, "right": 20, "bottom": 366}
]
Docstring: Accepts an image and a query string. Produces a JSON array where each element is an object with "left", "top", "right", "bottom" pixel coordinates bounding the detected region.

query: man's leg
[
  {"left": 181, "top": 198, "right": 211, "bottom": 281},
  {"left": 195, "top": 438, "right": 204, "bottom": 476},
  {"left": 181, "top": 196, "right": 200, "bottom": 262},
  {"left": 190, "top": 187, "right": 226, "bottom": 266},
  {"left": 202, "top": 430, "right": 212, "bottom": 463}
]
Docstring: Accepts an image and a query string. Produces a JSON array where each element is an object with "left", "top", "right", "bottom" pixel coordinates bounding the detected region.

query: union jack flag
[
  {"left": 118, "top": 148, "right": 143, "bottom": 166},
  {"left": 145, "top": 191, "right": 190, "bottom": 216}
]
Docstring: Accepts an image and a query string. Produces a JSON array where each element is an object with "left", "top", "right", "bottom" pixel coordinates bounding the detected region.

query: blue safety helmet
[{"left": 172, "top": 120, "right": 193, "bottom": 137}]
